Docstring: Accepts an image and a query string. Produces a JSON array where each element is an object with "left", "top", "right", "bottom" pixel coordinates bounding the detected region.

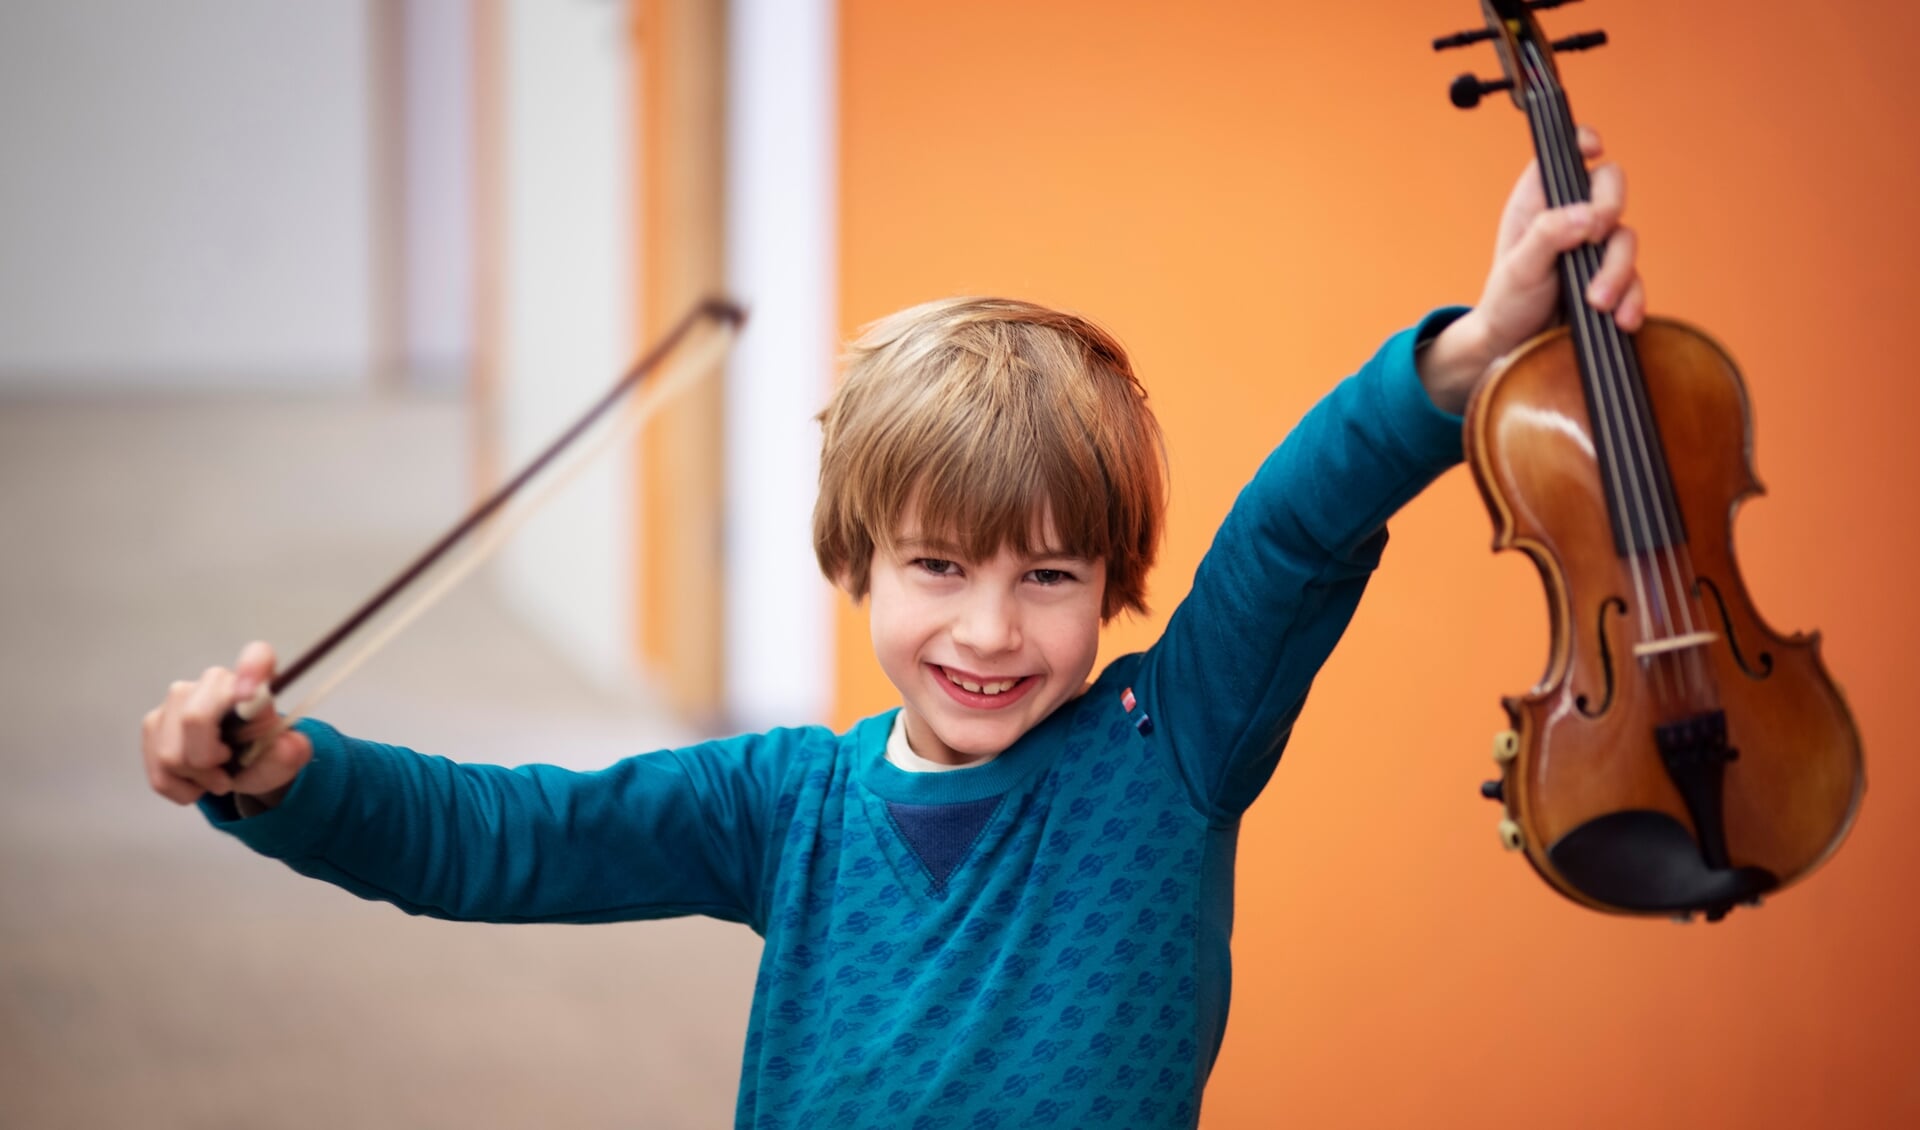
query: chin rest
[{"left": 1548, "top": 809, "right": 1778, "bottom": 918}]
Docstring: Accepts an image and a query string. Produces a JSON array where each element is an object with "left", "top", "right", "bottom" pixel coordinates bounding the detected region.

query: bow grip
[{"left": 218, "top": 684, "right": 276, "bottom": 772}]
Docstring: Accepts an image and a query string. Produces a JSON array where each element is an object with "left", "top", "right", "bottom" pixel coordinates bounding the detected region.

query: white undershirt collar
[{"left": 885, "top": 712, "right": 1000, "bottom": 773}]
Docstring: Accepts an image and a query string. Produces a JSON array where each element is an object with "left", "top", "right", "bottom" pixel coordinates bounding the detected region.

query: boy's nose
[{"left": 951, "top": 592, "right": 1021, "bottom": 656}]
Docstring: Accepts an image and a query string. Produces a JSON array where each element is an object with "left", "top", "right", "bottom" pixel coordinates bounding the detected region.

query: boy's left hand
[{"left": 1418, "top": 125, "right": 1643, "bottom": 415}]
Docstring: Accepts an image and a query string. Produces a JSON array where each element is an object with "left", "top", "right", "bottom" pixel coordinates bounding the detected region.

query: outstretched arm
[
  {"left": 146, "top": 642, "right": 795, "bottom": 930},
  {"left": 199, "top": 720, "right": 793, "bottom": 930}
]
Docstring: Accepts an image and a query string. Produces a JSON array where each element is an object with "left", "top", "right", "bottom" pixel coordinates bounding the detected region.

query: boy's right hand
[{"left": 141, "top": 641, "right": 312, "bottom": 810}]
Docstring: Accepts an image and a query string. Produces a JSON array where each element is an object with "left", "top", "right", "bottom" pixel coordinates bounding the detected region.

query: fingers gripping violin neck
[{"left": 1439, "top": 0, "right": 1864, "bottom": 921}]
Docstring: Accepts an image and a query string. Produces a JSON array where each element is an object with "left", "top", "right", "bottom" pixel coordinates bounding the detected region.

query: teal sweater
[{"left": 204, "top": 311, "right": 1465, "bottom": 1128}]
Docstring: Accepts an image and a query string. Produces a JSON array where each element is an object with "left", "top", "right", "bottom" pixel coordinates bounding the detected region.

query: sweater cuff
[
  {"left": 1380, "top": 306, "right": 1471, "bottom": 468},
  {"left": 196, "top": 718, "right": 351, "bottom": 859}
]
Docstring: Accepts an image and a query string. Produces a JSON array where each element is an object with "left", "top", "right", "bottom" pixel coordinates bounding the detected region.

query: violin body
[
  {"left": 1465, "top": 319, "right": 1864, "bottom": 917},
  {"left": 1438, "top": 0, "right": 1864, "bottom": 920}
]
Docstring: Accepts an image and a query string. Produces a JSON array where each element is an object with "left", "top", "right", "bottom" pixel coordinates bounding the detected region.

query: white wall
[
  {"left": 403, "top": 0, "right": 473, "bottom": 388},
  {"left": 491, "top": 0, "right": 638, "bottom": 689},
  {"left": 724, "top": 0, "right": 837, "bottom": 728},
  {"left": 0, "top": 0, "right": 372, "bottom": 389}
]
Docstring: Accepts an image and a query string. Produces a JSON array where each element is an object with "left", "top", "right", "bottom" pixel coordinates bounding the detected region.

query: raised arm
[
  {"left": 1135, "top": 312, "right": 1466, "bottom": 820},
  {"left": 1136, "top": 125, "right": 1643, "bottom": 821}
]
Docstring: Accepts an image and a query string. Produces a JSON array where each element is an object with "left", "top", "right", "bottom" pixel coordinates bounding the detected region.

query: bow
[{"left": 220, "top": 297, "right": 745, "bottom": 769}]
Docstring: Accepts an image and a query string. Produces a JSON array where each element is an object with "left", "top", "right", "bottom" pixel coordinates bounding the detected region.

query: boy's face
[{"left": 867, "top": 512, "right": 1105, "bottom": 767}]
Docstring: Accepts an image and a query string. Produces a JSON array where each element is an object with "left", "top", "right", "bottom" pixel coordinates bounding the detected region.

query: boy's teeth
[{"left": 946, "top": 670, "right": 1017, "bottom": 695}]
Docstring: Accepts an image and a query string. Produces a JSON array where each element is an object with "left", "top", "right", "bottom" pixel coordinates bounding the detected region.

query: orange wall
[{"left": 837, "top": 1, "right": 1920, "bottom": 1125}]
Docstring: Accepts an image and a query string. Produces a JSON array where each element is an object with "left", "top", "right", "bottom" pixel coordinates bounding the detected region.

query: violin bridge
[{"left": 1632, "top": 630, "right": 1719, "bottom": 659}]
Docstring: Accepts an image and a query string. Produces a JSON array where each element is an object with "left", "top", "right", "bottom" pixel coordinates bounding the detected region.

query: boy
[{"left": 142, "top": 129, "right": 1642, "bottom": 1127}]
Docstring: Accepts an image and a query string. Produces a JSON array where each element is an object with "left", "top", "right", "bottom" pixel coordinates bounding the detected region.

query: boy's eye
[
  {"left": 1029, "top": 568, "right": 1075, "bottom": 586},
  {"left": 914, "top": 558, "right": 960, "bottom": 577}
]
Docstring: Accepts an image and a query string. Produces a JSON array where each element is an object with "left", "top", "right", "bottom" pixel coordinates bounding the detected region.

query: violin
[{"left": 1439, "top": 0, "right": 1864, "bottom": 921}]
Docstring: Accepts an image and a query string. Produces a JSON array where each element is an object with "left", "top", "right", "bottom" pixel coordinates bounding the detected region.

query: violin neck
[{"left": 1519, "top": 44, "right": 1687, "bottom": 557}]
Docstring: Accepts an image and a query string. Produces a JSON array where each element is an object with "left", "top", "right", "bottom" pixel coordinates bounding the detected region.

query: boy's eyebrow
[
  {"left": 895, "top": 534, "right": 967, "bottom": 556},
  {"left": 896, "top": 534, "right": 1091, "bottom": 563}
]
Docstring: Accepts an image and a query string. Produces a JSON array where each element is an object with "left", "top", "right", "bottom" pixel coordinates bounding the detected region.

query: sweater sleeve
[
  {"left": 198, "top": 718, "right": 800, "bottom": 933},
  {"left": 1136, "top": 309, "right": 1468, "bottom": 822}
]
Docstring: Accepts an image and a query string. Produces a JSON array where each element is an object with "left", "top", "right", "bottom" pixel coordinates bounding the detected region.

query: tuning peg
[
  {"left": 1449, "top": 74, "right": 1515, "bottom": 109},
  {"left": 1432, "top": 28, "right": 1496, "bottom": 51},
  {"left": 1551, "top": 30, "right": 1609, "bottom": 52}
]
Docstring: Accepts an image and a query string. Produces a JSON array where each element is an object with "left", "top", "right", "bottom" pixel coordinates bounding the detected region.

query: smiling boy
[
  {"left": 142, "top": 131, "right": 1642, "bottom": 1127},
  {"left": 816, "top": 297, "right": 1163, "bottom": 772}
]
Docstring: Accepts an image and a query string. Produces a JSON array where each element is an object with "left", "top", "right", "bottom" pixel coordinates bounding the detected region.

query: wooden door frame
[{"left": 636, "top": 0, "right": 728, "bottom": 723}]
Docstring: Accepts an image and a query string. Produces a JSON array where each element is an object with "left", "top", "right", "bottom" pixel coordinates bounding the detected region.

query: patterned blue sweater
[{"left": 203, "top": 311, "right": 1465, "bottom": 1128}]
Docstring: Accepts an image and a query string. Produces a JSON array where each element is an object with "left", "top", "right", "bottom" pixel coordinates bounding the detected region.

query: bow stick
[{"left": 219, "top": 296, "right": 746, "bottom": 771}]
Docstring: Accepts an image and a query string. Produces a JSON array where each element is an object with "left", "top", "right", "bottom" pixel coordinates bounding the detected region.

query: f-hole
[
  {"left": 1575, "top": 596, "right": 1627, "bottom": 718},
  {"left": 1696, "top": 577, "right": 1773, "bottom": 679}
]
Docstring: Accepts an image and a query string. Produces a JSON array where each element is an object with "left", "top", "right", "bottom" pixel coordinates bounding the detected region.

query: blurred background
[{"left": 2, "top": 0, "right": 1916, "bottom": 1127}]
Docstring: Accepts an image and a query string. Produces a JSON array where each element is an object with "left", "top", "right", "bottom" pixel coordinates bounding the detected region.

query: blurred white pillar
[
  {"left": 491, "top": 0, "right": 637, "bottom": 689},
  {"left": 724, "top": 0, "right": 838, "bottom": 728}
]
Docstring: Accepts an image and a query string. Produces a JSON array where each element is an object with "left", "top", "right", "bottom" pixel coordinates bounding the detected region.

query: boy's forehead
[{"left": 892, "top": 501, "right": 1074, "bottom": 557}]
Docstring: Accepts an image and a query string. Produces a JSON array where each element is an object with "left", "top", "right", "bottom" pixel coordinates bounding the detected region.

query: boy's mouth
[
  {"left": 944, "top": 667, "right": 1019, "bottom": 695},
  {"left": 930, "top": 664, "right": 1037, "bottom": 709}
]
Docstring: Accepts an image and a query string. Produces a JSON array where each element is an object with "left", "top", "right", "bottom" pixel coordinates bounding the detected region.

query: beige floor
[{"left": 0, "top": 392, "right": 762, "bottom": 1128}]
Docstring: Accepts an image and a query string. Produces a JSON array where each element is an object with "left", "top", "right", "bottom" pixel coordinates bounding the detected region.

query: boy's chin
[{"left": 919, "top": 713, "right": 1030, "bottom": 762}]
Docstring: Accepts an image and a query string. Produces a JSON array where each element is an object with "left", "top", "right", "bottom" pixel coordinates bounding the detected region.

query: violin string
[
  {"left": 1572, "top": 238, "right": 1712, "bottom": 702},
  {"left": 1530, "top": 43, "right": 1710, "bottom": 704},
  {"left": 1583, "top": 224, "right": 1714, "bottom": 702},
  {"left": 1520, "top": 45, "right": 1670, "bottom": 703},
  {"left": 1523, "top": 66, "right": 1659, "bottom": 655},
  {"left": 1542, "top": 89, "right": 1690, "bottom": 706},
  {"left": 1532, "top": 47, "right": 1709, "bottom": 706},
  {"left": 232, "top": 322, "right": 739, "bottom": 771}
]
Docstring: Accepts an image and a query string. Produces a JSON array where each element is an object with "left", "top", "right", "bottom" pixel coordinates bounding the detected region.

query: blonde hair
[{"left": 813, "top": 296, "right": 1167, "bottom": 620}]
